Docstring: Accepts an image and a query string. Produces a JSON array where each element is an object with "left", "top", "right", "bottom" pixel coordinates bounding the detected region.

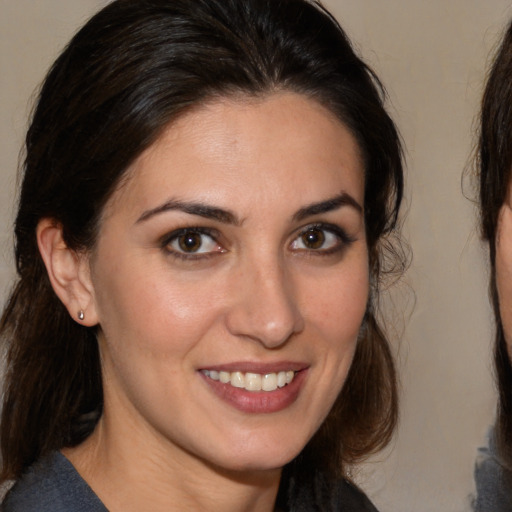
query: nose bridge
[{"left": 226, "top": 249, "right": 304, "bottom": 348}]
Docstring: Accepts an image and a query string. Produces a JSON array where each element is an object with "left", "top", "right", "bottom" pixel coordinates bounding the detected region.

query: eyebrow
[
  {"left": 136, "top": 199, "right": 240, "bottom": 225},
  {"left": 292, "top": 192, "right": 363, "bottom": 221},
  {"left": 136, "top": 191, "right": 362, "bottom": 225}
]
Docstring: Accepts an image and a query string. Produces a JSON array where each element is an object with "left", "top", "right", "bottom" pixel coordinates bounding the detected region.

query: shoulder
[
  {"left": 1, "top": 452, "right": 107, "bottom": 512},
  {"left": 473, "top": 427, "right": 512, "bottom": 511},
  {"left": 331, "top": 479, "right": 379, "bottom": 512},
  {"left": 286, "top": 470, "right": 379, "bottom": 512}
]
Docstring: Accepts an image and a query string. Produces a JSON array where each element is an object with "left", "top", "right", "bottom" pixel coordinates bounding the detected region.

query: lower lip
[{"left": 200, "top": 370, "right": 307, "bottom": 414}]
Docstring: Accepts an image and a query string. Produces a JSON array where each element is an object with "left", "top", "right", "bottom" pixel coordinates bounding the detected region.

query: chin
[{"left": 208, "top": 435, "right": 307, "bottom": 474}]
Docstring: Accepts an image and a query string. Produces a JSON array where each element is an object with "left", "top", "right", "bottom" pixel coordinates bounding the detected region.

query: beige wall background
[{"left": 1, "top": 1, "right": 511, "bottom": 510}]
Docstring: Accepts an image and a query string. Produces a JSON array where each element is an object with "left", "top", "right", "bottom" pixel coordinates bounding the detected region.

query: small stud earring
[{"left": 78, "top": 310, "right": 84, "bottom": 321}]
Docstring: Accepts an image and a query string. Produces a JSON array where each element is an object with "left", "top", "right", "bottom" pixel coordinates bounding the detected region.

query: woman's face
[{"left": 86, "top": 92, "right": 368, "bottom": 473}]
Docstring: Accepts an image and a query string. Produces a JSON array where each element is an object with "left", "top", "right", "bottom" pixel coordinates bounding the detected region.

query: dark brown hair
[
  {"left": 0, "top": 0, "right": 404, "bottom": 498},
  {"left": 479, "top": 20, "right": 512, "bottom": 470}
]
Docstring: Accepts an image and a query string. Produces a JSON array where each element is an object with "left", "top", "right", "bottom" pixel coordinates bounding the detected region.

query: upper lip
[{"left": 199, "top": 361, "right": 308, "bottom": 374}]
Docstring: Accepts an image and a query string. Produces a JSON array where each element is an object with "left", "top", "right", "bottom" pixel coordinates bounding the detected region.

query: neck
[{"left": 63, "top": 412, "right": 282, "bottom": 512}]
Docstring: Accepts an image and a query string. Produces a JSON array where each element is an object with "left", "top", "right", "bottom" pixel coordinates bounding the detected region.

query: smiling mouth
[{"left": 201, "top": 370, "right": 295, "bottom": 392}]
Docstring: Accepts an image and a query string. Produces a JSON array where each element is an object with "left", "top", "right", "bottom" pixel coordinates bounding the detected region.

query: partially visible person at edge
[
  {"left": 0, "top": 1, "right": 406, "bottom": 511},
  {"left": 474, "top": 18, "right": 512, "bottom": 512}
]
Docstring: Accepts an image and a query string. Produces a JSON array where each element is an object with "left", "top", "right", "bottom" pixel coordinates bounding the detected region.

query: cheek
[
  {"left": 299, "top": 259, "right": 369, "bottom": 423},
  {"left": 300, "top": 255, "right": 369, "bottom": 355},
  {"left": 91, "top": 257, "right": 223, "bottom": 360},
  {"left": 91, "top": 263, "right": 227, "bottom": 420}
]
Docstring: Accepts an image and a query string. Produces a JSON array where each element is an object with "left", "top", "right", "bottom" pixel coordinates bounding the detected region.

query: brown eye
[
  {"left": 178, "top": 232, "right": 203, "bottom": 252},
  {"left": 290, "top": 223, "right": 349, "bottom": 254},
  {"left": 167, "top": 229, "right": 221, "bottom": 256},
  {"left": 301, "top": 227, "right": 325, "bottom": 249}
]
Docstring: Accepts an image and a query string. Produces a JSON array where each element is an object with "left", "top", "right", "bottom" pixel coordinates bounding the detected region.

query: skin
[
  {"left": 38, "top": 92, "right": 369, "bottom": 512},
  {"left": 496, "top": 198, "right": 512, "bottom": 357}
]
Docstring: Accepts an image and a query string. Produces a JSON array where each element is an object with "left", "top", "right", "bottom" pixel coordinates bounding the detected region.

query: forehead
[{"left": 104, "top": 92, "right": 364, "bottom": 220}]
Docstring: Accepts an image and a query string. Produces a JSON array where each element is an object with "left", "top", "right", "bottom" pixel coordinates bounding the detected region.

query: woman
[
  {"left": 475, "top": 18, "right": 512, "bottom": 511},
  {"left": 0, "top": 1, "right": 404, "bottom": 510}
]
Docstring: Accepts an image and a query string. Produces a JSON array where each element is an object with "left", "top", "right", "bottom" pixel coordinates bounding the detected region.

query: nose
[{"left": 225, "top": 258, "right": 304, "bottom": 348}]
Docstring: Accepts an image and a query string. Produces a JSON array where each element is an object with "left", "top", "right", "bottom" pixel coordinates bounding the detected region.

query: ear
[{"left": 37, "top": 219, "right": 99, "bottom": 326}]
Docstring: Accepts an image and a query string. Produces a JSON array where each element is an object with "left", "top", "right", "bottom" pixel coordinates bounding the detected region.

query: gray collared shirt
[{"left": 1, "top": 452, "right": 107, "bottom": 512}]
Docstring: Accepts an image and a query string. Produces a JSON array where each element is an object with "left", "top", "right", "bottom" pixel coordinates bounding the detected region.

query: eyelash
[{"left": 160, "top": 223, "right": 355, "bottom": 261}]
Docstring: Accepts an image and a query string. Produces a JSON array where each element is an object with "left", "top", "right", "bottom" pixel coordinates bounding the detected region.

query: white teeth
[
  {"left": 277, "top": 371, "right": 287, "bottom": 388},
  {"left": 202, "top": 369, "right": 296, "bottom": 392},
  {"left": 262, "top": 373, "right": 277, "bottom": 391},
  {"left": 231, "top": 371, "right": 245, "bottom": 388},
  {"left": 245, "top": 373, "right": 262, "bottom": 391}
]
